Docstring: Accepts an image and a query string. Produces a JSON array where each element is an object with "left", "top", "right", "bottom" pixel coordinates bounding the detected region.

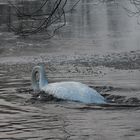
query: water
[
  {"left": 0, "top": 64, "right": 140, "bottom": 140},
  {"left": 0, "top": 0, "right": 140, "bottom": 140},
  {"left": 0, "top": 0, "right": 140, "bottom": 56}
]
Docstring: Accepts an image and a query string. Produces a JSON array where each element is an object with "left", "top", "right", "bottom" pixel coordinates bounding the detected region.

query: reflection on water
[
  {"left": 0, "top": 1, "right": 140, "bottom": 56},
  {"left": 63, "top": 0, "right": 140, "bottom": 54}
]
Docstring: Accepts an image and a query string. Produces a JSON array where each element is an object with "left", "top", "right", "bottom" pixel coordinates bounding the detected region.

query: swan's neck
[
  {"left": 32, "top": 66, "right": 48, "bottom": 92},
  {"left": 39, "top": 66, "right": 48, "bottom": 88},
  {"left": 32, "top": 67, "right": 40, "bottom": 92}
]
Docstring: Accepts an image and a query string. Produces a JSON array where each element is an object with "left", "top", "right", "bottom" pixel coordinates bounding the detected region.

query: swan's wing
[
  {"left": 42, "top": 82, "right": 81, "bottom": 101},
  {"left": 42, "top": 82, "right": 106, "bottom": 104}
]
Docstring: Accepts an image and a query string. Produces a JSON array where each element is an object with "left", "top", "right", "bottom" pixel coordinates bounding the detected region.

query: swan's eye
[{"left": 35, "top": 71, "right": 39, "bottom": 83}]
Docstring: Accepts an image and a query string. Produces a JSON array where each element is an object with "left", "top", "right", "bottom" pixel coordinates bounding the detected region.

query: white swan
[{"left": 31, "top": 65, "right": 106, "bottom": 104}]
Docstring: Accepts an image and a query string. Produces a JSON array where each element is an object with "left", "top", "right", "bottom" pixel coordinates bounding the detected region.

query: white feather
[{"left": 31, "top": 65, "right": 106, "bottom": 104}]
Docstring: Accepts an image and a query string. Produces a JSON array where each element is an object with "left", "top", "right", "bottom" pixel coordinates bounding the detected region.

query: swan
[{"left": 31, "top": 65, "right": 106, "bottom": 104}]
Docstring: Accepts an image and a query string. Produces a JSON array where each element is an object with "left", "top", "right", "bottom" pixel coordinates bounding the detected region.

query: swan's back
[{"left": 41, "top": 81, "right": 106, "bottom": 104}]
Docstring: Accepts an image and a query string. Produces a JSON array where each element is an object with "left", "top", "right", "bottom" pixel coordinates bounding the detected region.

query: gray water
[
  {"left": 0, "top": 0, "right": 140, "bottom": 140},
  {"left": 0, "top": 65, "right": 140, "bottom": 140}
]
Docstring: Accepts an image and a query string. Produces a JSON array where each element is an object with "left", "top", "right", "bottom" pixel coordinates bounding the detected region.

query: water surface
[{"left": 0, "top": 63, "right": 140, "bottom": 140}]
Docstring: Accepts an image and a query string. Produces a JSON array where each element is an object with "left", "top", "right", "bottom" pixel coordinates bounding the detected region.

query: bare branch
[{"left": 7, "top": 0, "right": 80, "bottom": 37}]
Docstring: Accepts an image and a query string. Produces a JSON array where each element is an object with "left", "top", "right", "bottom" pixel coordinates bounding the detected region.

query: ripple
[{"left": 0, "top": 58, "right": 140, "bottom": 140}]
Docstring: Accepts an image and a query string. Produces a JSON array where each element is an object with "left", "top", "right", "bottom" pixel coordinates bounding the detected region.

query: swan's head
[{"left": 31, "top": 65, "right": 48, "bottom": 92}]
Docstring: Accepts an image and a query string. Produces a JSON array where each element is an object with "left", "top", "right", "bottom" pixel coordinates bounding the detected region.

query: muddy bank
[{"left": 1, "top": 50, "right": 140, "bottom": 69}]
